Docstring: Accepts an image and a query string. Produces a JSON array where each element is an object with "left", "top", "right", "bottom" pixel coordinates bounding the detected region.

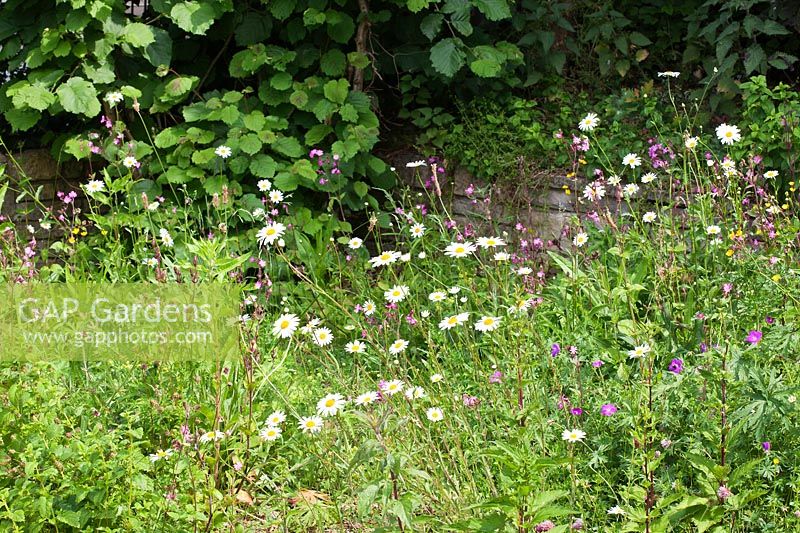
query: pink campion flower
[
  {"left": 445, "top": 219, "right": 457, "bottom": 230},
  {"left": 405, "top": 311, "right": 417, "bottom": 326},
  {"left": 515, "top": 222, "right": 525, "bottom": 231},
  {"left": 600, "top": 403, "right": 617, "bottom": 416},
  {"left": 745, "top": 330, "right": 762, "bottom": 344},
  {"left": 717, "top": 486, "right": 733, "bottom": 501},
  {"left": 535, "top": 520, "right": 555, "bottom": 532},
  {"left": 309, "top": 149, "right": 323, "bottom": 158},
  {"left": 465, "top": 184, "right": 475, "bottom": 196},
  {"left": 722, "top": 283, "right": 733, "bottom": 296},
  {"left": 570, "top": 407, "right": 583, "bottom": 416},
  {"left": 591, "top": 360, "right": 604, "bottom": 368},
  {"left": 489, "top": 371, "right": 503, "bottom": 384},
  {"left": 462, "top": 394, "right": 479, "bottom": 408}
]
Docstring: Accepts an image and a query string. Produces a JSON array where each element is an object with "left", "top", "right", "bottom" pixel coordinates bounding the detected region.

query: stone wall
[{"left": 0, "top": 149, "right": 85, "bottom": 239}]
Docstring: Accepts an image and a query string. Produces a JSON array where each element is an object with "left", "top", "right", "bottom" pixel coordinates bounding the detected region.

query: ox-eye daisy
[
  {"left": 389, "top": 338, "right": 409, "bottom": 355},
  {"left": 355, "top": 391, "right": 379, "bottom": 406},
  {"left": 622, "top": 153, "right": 641, "bottom": 168},
  {"left": 477, "top": 236, "right": 506, "bottom": 248},
  {"left": 715, "top": 123, "right": 741, "bottom": 145},
  {"left": 260, "top": 426, "right": 282, "bottom": 441},
  {"left": 628, "top": 343, "right": 652, "bottom": 359},
  {"left": 266, "top": 410, "right": 286, "bottom": 426},
  {"left": 317, "top": 393, "right": 346, "bottom": 416},
  {"left": 273, "top": 313, "right": 300, "bottom": 338},
  {"left": 438, "top": 312, "right": 469, "bottom": 330},
  {"left": 428, "top": 291, "right": 447, "bottom": 302},
  {"left": 384, "top": 285, "right": 410, "bottom": 303},
  {"left": 474, "top": 316, "right": 501, "bottom": 332},
  {"left": 363, "top": 300, "right": 377, "bottom": 316},
  {"left": 562, "top": 428, "right": 586, "bottom": 443},
  {"left": 346, "top": 340, "right": 366, "bottom": 354},
  {"left": 369, "top": 250, "right": 401, "bottom": 267},
  {"left": 298, "top": 415, "right": 323, "bottom": 433},
  {"left": 426, "top": 407, "right": 444, "bottom": 422},
  {"left": 573, "top": 232, "right": 588, "bottom": 248},
  {"left": 579, "top": 112, "right": 599, "bottom": 132},
  {"left": 444, "top": 241, "right": 476, "bottom": 258},
  {"left": 382, "top": 379, "right": 405, "bottom": 395},
  {"left": 312, "top": 327, "right": 333, "bottom": 346},
  {"left": 410, "top": 223, "right": 425, "bottom": 238}
]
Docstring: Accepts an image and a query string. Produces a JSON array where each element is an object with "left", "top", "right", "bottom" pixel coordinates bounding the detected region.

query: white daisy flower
[
  {"left": 430, "top": 373, "right": 444, "bottom": 383},
  {"left": 406, "top": 160, "right": 426, "bottom": 168},
  {"left": 607, "top": 174, "right": 622, "bottom": 186},
  {"left": 561, "top": 428, "right": 586, "bottom": 443},
  {"left": 363, "top": 300, "right": 377, "bottom": 316},
  {"left": 345, "top": 340, "right": 366, "bottom": 354},
  {"left": 266, "top": 410, "right": 286, "bottom": 426},
  {"left": 410, "top": 223, "right": 425, "bottom": 238},
  {"left": 444, "top": 241, "right": 477, "bottom": 258},
  {"left": 159, "top": 228, "right": 174, "bottom": 247},
  {"left": 369, "top": 250, "right": 401, "bottom": 268},
  {"left": 623, "top": 183, "right": 640, "bottom": 198},
  {"left": 85, "top": 180, "right": 105, "bottom": 194},
  {"left": 474, "top": 316, "right": 501, "bottom": 332},
  {"left": 199, "top": 430, "right": 225, "bottom": 443},
  {"left": 494, "top": 252, "right": 510, "bottom": 261},
  {"left": 426, "top": 407, "right": 444, "bottom": 422},
  {"left": 105, "top": 91, "right": 124, "bottom": 105},
  {"left": 438, "top": 312, "right": 469, "bottom": 331},
  {"left": 122, "top": 156, "right": 139, "bottom": 169},
  {"left": 298, "top": 415, "right": 324, "bottom": 434},
  {"left": 715, "top": 123, "right": 741, "bottom": 145},
  {"left": 622, "top": 153, "right": 642, "bottom": 169},
  {"left": 384, "top": 285, "right": 409, "bottom": 303},
  {"left": 312, "top": 327, "right": 333, "bottom": 347},
  {"left": 382, "top": 379, "right": 405, "bottom": 395},
  {"left": 268, "top": 190, "right": 284, "bottom": 203},
  {"left": 355, "top": 391, "right": 379, "bottom": 406},
  {"left": 404, "top": 386, "right": 426, "bottom": 400},
  {"left": 214, "top": 145, "right": 232, "bottom": 158},
  {"left": 388, "top": 338, "right": 409, "bottom": 355},
  {"left": 641, "top": 172, "right": 657, "bottom": 184},
  {"left": 272, "top": 313, "right": 300, "bottom": 338},
  {"left": 260, "top": 426, "right": 282, "bottom": 441},
  {"left": 578, "top": 112, "right": 600, "bottom": 132},
  {"left": 764, "top": 170, "right": 778, "bottom": 179},
  {"left": 316, "top": 393, "right": 346, "bottom": 416},
  {"left": 257, "top": 222, "right": 286, "bottom": 246},
  {"left": 348, "top": 237, "right": 363, "bottom": 249},
  {"left": 149, "top": 449, "right": 173, "bottom": 462},
  {"left": 573, "top": 232, "right": 588, "bottom": 247},
  {"left": 642, "top": 211, "right": 657, "bottom": 223},
  {"left": 257, "top": 179, "right": 272, "bottom": 192},
  {"left": 657, "top": 71, "right": 680, "bottom": 78},
  {"left": 706, "top": 224, "right": 721, "bottom": 236},
  {"left": 685, "top": 136, "right": 699, "bottom": 150},
  {"left": 627, "top": 343, "right": 651, "bottom": 359},
  {"left": 477, "top": 236, "right": 506, "bottom": 248}
]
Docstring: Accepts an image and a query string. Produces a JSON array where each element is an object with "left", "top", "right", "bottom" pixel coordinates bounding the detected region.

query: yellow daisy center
[{"left": 325, "top": 399, "right": 335, "bottom": 407}]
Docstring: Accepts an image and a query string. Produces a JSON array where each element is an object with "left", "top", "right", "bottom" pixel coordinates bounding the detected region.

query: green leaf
[
  {"left": 239, "top": 133, "right": 263, "bottom": 155},
  {"left": 272, "top": 136, "right": 303, "bottom": 157},
  {"left": 339, "top": 103, "right": 359, "bottom": 122},
  {"left": 305, "top": 124, "right": 333, "bottom": 145},
  {"left": 273, "top": 172, "right": 299, "bottom": 190},
  {"left": 64, "top": 137, "right": 92, "bottom": 159},
  {"left": 628, "top": 32, "right": 652, "bottom": 46},
  {"left": 56, "top": 77, "right": 101, "bottom": 117},
  {"left": 327, "top": 14, "right": 355, "bottom": 43},
  {"left": 289, "top": 90, "right": 308, "bottom": 108},
  {"left": 353, "top": 181, "right": 368, "bottom": 197},
  {"left": 243, "top": 110, "right": 266, "bottom": 132},
  {"left": 761, "top": 19, "right": 789, "bottom": 36},
  {"left": 473, "top": 0, "right": 511, "bottom": 21},
  {"left": 170, "top": 1, "right": 217, "bottom": 35},
  {"left": 347, "top": 51, "right": 370, "bottom": 69},
  {"left": 470, "top": 59, "right": 501, "bottom": 77},
  {"left": 154, "top": 127, "right": 184, "bottom": 148},
  {"left": 320, "top": 49, "right": 347, "bottom": 76},
  {"left": 250, "top": 154, "right": 277, "bottom": 178},
  {"left": 4, "top": 108, "right": 40, "bottom": 131},
  {"left": 744, "top": 44, "right": 766, "bottom": 75},
  {"left": 269, "top": 0, "right": 296, "bottom": 20},
  {"left": 122, "top": 22, "right": 155, "bottom": 47},
  {"left": 144, "top": 27, "right": 173, "bottom": 67},
  {"left": 270, "top": 72, "right": 293, "bottom": 91},
  {"left": 407, "top": 0, "right": 430, "bottom": 13},
  {"left": 12, "top": 84, "right": 55, "bottom": 111},
  {"left": 235, "top": 15, "right": 272, "bottom": 46},
  {"left": 420, "top": 13, "right": 444, "bottom": 40},
  {"left": 323, "top": 79, "right": 349, "bottom": 104},
  {"left": 429, "top": 38, "right": 465, "bottom": 77}
]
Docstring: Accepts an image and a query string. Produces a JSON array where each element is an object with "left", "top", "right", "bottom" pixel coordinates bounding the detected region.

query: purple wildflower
[
  {"left": 668, "top": 358, "right": 684, "bottom": 374},
  {"left": 745, "top": 330, "right": 762, "bottom": 344},
  {"left": 600, "top": 404, "right": 618, "bottom": 416}
]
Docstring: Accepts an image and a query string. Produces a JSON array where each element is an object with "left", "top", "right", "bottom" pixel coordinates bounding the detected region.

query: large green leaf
[
  {"left": 56, "top": 77, "right": 101, "bottom": 117},
  {"left": 170, "top": 1, "right": 217, "bottom": 35},
  {"left": 429, "top": 38, "right": 465, "bottom": 77},
  {"left": 122, "top": 22, "right": 155, "bottom": 47},
  {"left": 473, "top": 0, "right": 511, "bottom": 21}
]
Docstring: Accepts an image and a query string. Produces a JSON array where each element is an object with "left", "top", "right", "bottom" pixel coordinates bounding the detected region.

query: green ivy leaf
[
  {"left": 56, "top": 77, "right": 101, "bottom": 117},
  {"left": 430, "top": 38, "right": 466, "bottom": 77},
  {"left": 473, "top": 0, "right": 511, "bottom": 21},
  {"left": 250, "top": 154, "right": 277, "bottom": 178},
  {"left": 323, "top": 79, "right": 349, "bottom": 104},
  {"left": 122, "top": 22, "right": 155, "bottom": 47},
  {"left": 170, "top": 1, "right": 217, "bottom": 35}
]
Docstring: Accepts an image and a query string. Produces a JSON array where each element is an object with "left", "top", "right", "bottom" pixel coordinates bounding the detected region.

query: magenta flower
[
  {"left": 570, "top": 407, "right": 583, "bottom": 416},
  {"left": 489, "top": 371, "right": 503, "bottom": 384},
  {"left": 600, "top": 404, "right": 618, "bottom": 416},
  {"left": 745, "top": 330, "right": 762, "bottom": 344},
  {"left": 551, "top": 343, "right": 561, "bottom": 357},
  {"left": 668, "top": 358, "right": 684, "bottom": 374},
  {"left": 591, "top": 360, "right": 604, "bottom": 368},
  {"left": 762, "top": 441, "right": 771, "bottom": 452}
]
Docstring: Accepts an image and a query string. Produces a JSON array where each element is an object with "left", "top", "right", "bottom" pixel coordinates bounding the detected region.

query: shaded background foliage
[{"left": 0, "top": 0, "right": 798, "bottom": 208}]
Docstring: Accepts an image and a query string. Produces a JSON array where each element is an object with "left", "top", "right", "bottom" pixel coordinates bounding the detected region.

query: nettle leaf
[
  {"left": 339, "top": 103, "right": 359, "bottom": 122},
  {"left": 474, "top": 0, "right": 511, "bottom": 21},
  {"left": 430, "top": 38, "right": 466, "bottom": 77},
  {"left": 250, "top": 154, "right": 277, "bottom": 178},
  {"left": 56, "top": 77, "right": 101, "bottom": 117},
  {"left": 122, "top": 22, "right": 155, "bottom": 47},
  {"left": 420, "top": 14, "right": 444, "bottom": 40},
  {"left": 323, "top": 79, "right": 349, "bottom": 104},
  {"left": 170, "top": 1, "right": 217, "bottom": 35},
  {"left": 320, "top": 49, "right": 347, "bottom": 76},
  {"left": 744, "top": 44, "right": 766, "bottom": 75}
]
